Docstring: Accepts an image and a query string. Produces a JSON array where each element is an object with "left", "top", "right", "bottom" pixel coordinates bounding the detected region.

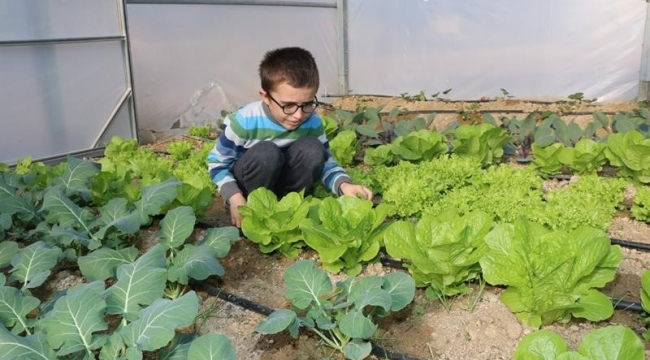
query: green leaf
[
  {"left": 339, "top": 310, "right": 377, "bottom": 339},
  {"left": 330, "top": 130, "right": 359, "bottom": 166},
  {"left": 342, "top": 339, "right": 372, "bottom": 360},
  {"left": 0, "top": 327, "right": 57, "bottom": 360},
  {"left": 348, "top": 277, "right": 391, "bottom": 311},
  {"left": 99, "top": 332, "right": 125, "bottom": 360},
  {"left": 40, "top": 281, "right": 107, "bottom": 356},
  {"left": 356, "top": 124, "right": 379, "bottom": 138},
  {"left": 571, "top": 289, "right": 614, "bottom": 321},
  {"left": 51, "top": 156, "right": 99, "bottom": 200},
  {"left": 41, "top": 186, "right": 94, "bottom": 231},
  {"left": 104, "top": 244, "right": 167, "bottom": 320},
  {"left": 135, "top": 178, "right": 181, "bottom": 225},
  {"left": 120, "top": 291, "right": 199, "bottom": 352},
  {"left": 201, "top": 227, "right": 240, "bottom": 258},
  {"left": 0, "top": 193, "right": 37, "bottom": 221},
  {"left": 593, "top": 111, "right": 610, "bottom": 128},
  {"left": 241, "top": 188, "right": 309, "bottom": 257},
  {"left": 382, "top": 272, "right": 416, "bottom": 311},
  {"left": 556, "top": 353, "right": 590, "bottom": 360},
  {"left": 187, "top": 334, "right": 237, "bottom": 360},
  {"left": 641, "top": 270, "right": 650, "bottom": 313},
  {"left": 0, "top": 286, "right": 40, "bottom": 334},
  {"left": 168, "top": 245, "right": 223, "bottom": 284},
  {"left": 284, "top": 260, "right": 332, "bottom": 309},
  {"left": 94, "top": 198, "right": 142, "bottom": 238},
  {"left": 156, "top": 333, "right": 196, "bottom": 360},
  {"left": 255, "top": 309, "right": 297, "bottom": 334},
  {"left": 613, "top": 117, "right": 636, "bottom": 133},
  {"left": 9, "top": 241, "right": 62, "bottom": 290},
  {"left": 0, "top": 241, "right": 19, "bottom": 269},
  {"left": 78, "top": 247, "right": 139, "bottom": 282},
  {"left": 480, "top": 219, "right": 620, "bottom": 327},
  {"left": 578, "top": 326, "right": 644, "bottom": 360},
  {"left": 513, "top": 329, "right": 568, "bottom": 360},
  {"left": 158, "top": 206, "right": 196, "bottom": 249}
]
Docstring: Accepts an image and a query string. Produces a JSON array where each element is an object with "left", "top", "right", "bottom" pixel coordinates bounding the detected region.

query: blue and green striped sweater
[{"left": 207, "top": 101, "right": 351, "bottom": 200}]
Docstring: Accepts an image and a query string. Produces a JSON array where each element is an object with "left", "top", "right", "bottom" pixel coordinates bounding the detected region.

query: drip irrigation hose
[
  {"left": 196, "top": 284, "right": 425, "bottom": 360},
  {"left": 610, "top": 238, "right": 650, "bottom": 252},
  {"left": 612, "top": 299, "right": 646, "bottom": 314}
]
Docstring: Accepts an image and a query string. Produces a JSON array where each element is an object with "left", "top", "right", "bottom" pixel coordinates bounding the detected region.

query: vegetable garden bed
[{"left": 2, "top": 96, "right": 650, "bottom": 360}]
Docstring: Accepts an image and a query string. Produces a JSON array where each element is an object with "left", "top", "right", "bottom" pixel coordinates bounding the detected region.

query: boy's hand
[
  {"left": 339, "top": 183, "right": 373, "bottom": 201},
  {"left": 228, "top": 193, "right": 247, "bottom": 228}
]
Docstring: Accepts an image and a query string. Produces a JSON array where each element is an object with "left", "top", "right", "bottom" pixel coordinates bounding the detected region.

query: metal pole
[
  {"left": 638, "top": 1, "right": 650, "bottom": 101},
  {"left": 337, "top": 0, "right": 349, "bottom": 95},
  {"left": 120, "top": 0, "right": 140, "bottom": 142},
  {"left": 92, "top": 89, "right": 133, "bottom": 147},
  {"left": 127, "top": 0, "right": 335, "bottom": 8}
]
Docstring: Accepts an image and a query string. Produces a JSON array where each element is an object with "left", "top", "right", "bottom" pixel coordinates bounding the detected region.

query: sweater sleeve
[
  {"left": 312, "top": 116, "right": 352, "bottom": 194},
  {"left": 207, "top": 115, "right": 244, "bottom": 200}
]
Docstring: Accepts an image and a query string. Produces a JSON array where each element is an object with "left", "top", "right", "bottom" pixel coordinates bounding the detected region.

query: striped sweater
[{"left": 207, "top": 101, "right": 351, "bottom": 200}]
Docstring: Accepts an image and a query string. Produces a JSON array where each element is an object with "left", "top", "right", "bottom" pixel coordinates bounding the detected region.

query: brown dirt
[
  {"left": 49, "top": 96, "right": 648, "bottom": 359},
  {"left": 191, "top": 197, "right": 650, "bottom": 360},
  {"left": 185, "top": 97, "right": 650, "bottom": 360}
]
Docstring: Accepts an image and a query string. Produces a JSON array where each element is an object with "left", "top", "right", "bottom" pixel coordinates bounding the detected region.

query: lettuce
[
  {"left": 391, "top": 129, "right": 448, "bottom": 162},
  {"left": 383, "top": 211, "right": 494, "bottom": 296},
  {"left": 480, "top": 218, "right": 621, "bottom": 328},
  {"left": 604, "top": 131, "right": 650, "bottom": 184},
  {"left": 239, "top": 188, "right": 310, "bottom": 257},
  {"left": 299, "top": 196, "right": 390, "bottom": 275},
  {"left": 631, "top": 186, "right": 650, "bottom": 223},
  {"left": 451, "top": 123, "right": 511, "bottom": 167},
  {"left": 513, "top": 326, "right": 645, "bottom": 360}
]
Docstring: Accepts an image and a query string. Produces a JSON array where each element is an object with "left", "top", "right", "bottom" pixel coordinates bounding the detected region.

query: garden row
[{"left": 0, "top": 103, "right": 649, "bottom": 359}]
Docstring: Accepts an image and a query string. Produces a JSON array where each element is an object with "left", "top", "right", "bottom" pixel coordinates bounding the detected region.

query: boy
[{"left": 207, "top": 47, "right": 372, "bottom": 228}]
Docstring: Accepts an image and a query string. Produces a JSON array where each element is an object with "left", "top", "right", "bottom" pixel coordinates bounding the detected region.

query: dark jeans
[{"left": 232, "top": 136, "right": 326, "bottom": 198}]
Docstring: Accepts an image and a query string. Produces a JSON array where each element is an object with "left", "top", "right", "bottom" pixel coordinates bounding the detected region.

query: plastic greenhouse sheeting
[
  {"left": 126, "top": 0, "right": 646, "bottom": 142},
  {"left": 126, "top": 2, "right": 340, "bottom": 140},
  {"left": 0, "top": 0, "right": 135, "bottom": 166},
  {"left": 346, "top": 0, "right": 646, "bottom": 102}
]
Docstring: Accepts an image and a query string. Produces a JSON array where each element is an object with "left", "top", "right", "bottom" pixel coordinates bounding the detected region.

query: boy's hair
[{"left": 259, "top": 47, "right": 319, "bottom": 92}]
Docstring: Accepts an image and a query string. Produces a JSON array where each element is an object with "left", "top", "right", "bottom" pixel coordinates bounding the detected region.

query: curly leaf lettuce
[{"left": 480, "top": 218, "right": 620, "bottom": 328}]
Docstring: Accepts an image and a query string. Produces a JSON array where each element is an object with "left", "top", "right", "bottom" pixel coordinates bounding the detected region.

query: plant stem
[{"left": 309, "top": 327, "right": 341, "bottom": 350}]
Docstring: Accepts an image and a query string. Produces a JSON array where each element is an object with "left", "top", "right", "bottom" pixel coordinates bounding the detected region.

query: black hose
[
  {"left": 612, "top": 298, "right": 645, "bottom": 314},
  {"left": 370, "top": 343, "right": 424, "bottom": 360},
  {"left": 200, "top": 285, "right": 274, "bottom": 316},
  {"left": 610, "top": 237, "right": 650, "bottom": 252},
  {"left": 196, "top": 284, "right": 426, "bottom": 360}
]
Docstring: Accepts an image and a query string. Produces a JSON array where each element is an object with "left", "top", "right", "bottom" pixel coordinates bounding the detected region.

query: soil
[
  {"left": 68, "top": 96, "right": 650, "bottom": 359},
  {"left": 188, "top": 197, "right": 650, "bottom": 360}
]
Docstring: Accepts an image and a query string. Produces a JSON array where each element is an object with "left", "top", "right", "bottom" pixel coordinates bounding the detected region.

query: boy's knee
[
  {"left": 250, "top": 141, "right": 283, "bottom": 164},
  {"left": 293, "top": 136, "right": 326, "bottom": 163}
]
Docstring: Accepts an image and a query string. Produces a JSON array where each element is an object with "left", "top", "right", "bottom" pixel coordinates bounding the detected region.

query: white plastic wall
[
  {"left": 347, "top": 0, "right": 646, "bottom": 102},
  {"left": 0, "top": 0, "right": 135, "bottom": 165},
  {"left": 127, "top": 0, "right": 648, "bottom": 142},
  {"left": 127, "top": 3, "right": 339, "bottom": 139}
]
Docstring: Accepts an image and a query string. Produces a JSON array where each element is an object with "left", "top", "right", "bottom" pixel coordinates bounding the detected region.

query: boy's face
[{"left": 261, "top": 82, "right": 318, "bottom": 131}]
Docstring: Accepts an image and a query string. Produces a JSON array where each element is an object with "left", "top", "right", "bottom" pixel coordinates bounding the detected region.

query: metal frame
[
  {"left": 639, "top": 2, "right": 650, "bottom": 101},
  {"left": 1, "top": 0, "right": 138, "bottom": 166},
  {"left": 128, "top": 0, "right": 335, "bottom": 7}
]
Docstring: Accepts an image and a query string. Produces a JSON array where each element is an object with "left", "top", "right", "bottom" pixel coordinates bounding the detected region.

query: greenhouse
[{"left": 1, "top": 1, "right": 650, "bottom": 359}]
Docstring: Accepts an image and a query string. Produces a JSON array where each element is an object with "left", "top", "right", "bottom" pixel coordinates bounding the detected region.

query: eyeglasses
[{"left": 267, "top": 93, "right": 319, "bottom": 115}]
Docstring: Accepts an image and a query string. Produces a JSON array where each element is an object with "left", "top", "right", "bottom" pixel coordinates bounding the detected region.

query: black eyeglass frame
[{"left": 267, "top": 92, "right": 320, "bottom": 115}]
